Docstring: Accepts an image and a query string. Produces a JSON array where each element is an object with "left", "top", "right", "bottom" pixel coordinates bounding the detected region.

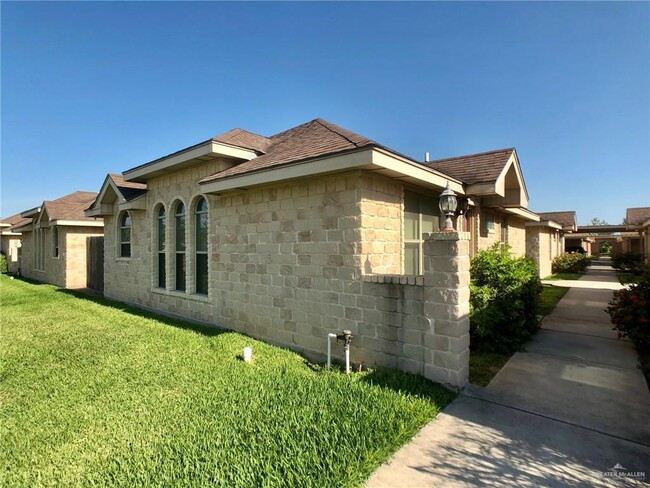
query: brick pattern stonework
[
  {"left": 20, "top": 226, "right": 103, "bottom": 288},
  {"left": 103, "top": 168, "right": 471, "bottom": 389}
]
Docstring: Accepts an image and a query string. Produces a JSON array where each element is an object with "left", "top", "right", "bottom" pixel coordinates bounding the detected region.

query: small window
[
  {"left": 404, "top": 190, "right": 440, "bottom": 275},
  {"left": 52, "top": 226, "right": 59, "bottom": 258},
  {"left": 119, "top": 212, "right": 132, "bottom": 258},
  {"left": 174, "top": 201, "right": 186, "bottom": 291},
  {"left": 157, "top": 205, "right": 166, "bottom": 289},
  {"left": 481, "top": 211, "right": 495, "bottom": 236},
  {"left": 194, "top": 197, "right": 208, "bottom": 295}
]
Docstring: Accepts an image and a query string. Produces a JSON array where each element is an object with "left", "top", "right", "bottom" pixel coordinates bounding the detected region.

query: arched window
[
  {"left": 194, "top": 197, "right": 208, "bottom": 295},
  {"left": 119, "top": 212, "right": 131, "bottom": 258},
  {"left": 174, "top": 201, "right": 186, "bottom": 291},
  {"left": 157, "top": 205, "right": 166, "bottom": 288}
]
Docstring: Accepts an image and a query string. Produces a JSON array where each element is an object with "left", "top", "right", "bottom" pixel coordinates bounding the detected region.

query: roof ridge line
[
  {"left": 428, "top": 147, "right": 515, "bottom": 164},
  {"left": 315, "top": 119, "right": 366, "bottom": 148}
]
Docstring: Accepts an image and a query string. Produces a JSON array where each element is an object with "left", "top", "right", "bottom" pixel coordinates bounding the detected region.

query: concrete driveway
[{"left": 367, "top": 260, "right": 650, "bottom": 487}]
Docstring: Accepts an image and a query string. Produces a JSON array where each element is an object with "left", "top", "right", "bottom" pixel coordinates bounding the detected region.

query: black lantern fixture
[{"left": 439, "top": 181, "right": 458, "bottom": 232}]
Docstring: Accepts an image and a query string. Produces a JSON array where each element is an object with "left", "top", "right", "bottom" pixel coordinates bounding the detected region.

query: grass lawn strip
[
  {"left": 0, "top": 276, "right": 455, "bottom": 487},
  {"left": 469, "top": 284, "right": 568, "bottom": 387},
  {"left": 543, "top": 272, "right": 582, "bottom": 281}
]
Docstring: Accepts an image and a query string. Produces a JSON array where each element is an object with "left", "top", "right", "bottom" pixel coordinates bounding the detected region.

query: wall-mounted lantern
[{"left": 439, "top": 182, "right": 458, "bottom": 232}]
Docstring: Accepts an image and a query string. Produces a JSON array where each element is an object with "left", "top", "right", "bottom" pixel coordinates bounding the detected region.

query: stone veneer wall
[
  {"left": 19, "top": 226, "right": 103, "bottom": 288},
  {"left": 1, "top": 235, "right": 21, "bottom": 273},
  {"left": 506, "top": 217, "right": 527, "bottom": 256},
  {"left": 63, "top": 227, "right": 104, "bottom": 288},
  {"left": 103, "top": 167, "right": 471, "bottom": 388}
]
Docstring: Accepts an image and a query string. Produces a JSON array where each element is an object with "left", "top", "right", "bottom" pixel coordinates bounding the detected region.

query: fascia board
[
  {"left": 50, "top": 220, "right": 104, "bottom": 227},
  {"left": 371, "top": 148, "right": 465, "bottom": 194},
  {"left": 502, "top": 206, "right": 540, "bottom": 222},
  {"left": 123, "top": 141, "right": 257, "bottom": 182},
  {"left": 201, "top": 148, "right": 466, "bottom": 195},
  {"left": 200, "top": 148, "right": 376, "bottom": 194},
  {"left": 20, "top": 206, "right": 41, "bottom": 218},
  {"left": 525, "top": 220, "right": 562, "bottom": 229}
]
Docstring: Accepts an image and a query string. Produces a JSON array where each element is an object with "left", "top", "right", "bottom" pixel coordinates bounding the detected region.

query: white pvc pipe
[
  {"left": 345, "top": 345, "right": 350, "bottom": 374},
  {"left": 327, "top": 333, "right": 337, "bottom": 369}
]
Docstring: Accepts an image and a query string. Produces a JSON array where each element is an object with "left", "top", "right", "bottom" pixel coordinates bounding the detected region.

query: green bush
[
  {"left": 0, "top": 252, "right": 7, "bottom": 274},
  {"left": 470, "top": 244, "right": 542, "bottom": 352},
  {"left": 612, "top": 253, "right": 645, "bottom": 275},
  {"left": 552, "top": 252, "right": 590, "bottom": 274},
  {"left": 607, "top": 270, "right": 650, "bottom": 351}
]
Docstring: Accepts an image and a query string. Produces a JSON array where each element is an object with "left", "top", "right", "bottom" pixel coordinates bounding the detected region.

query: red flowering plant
[{"left": 606, "top": 269, "right": 650, "bottom": 351}]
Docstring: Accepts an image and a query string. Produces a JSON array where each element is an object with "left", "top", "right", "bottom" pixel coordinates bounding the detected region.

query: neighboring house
[
  {"left": 624, "top": 207, "right": 650, "bottom": 259},
  {"left": 15, "top": 191, "right": 104, "bottom": 289},
  {"left": 85, "top": 118, "right": 545, "bottom": 371},
  {"left": 424, "top": 148, "right": 539, "bottom": 257},
  {"left": 0, "top": 213, "right": 31, "bottom": 273},
  {"left": 536, "top": 211, "right": 583, "bottom": 253},
  {"left": 525, "top": 216, "right": 563, "bottom": 278}
]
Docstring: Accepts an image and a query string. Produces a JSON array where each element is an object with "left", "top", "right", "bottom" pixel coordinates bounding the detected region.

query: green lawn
[
  {"left": 539, "top": 284, "right": 570, "bottom": 316},
  {"left": 0, "top": 276, "right": 455, "bottom": 487},
  {"left": 543, "top": 272, "right": 582, "bottom": 281},
  {"left": 617, "top": 272, "right": 642, "bottom": 285},
  {"left": 469, "top": 284, "right": 568, "bottom": 387}
]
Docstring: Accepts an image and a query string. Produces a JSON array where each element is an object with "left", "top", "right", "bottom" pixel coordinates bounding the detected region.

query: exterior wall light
[{"left": 439, "top": 181, "right": 458, "bottom": 232}]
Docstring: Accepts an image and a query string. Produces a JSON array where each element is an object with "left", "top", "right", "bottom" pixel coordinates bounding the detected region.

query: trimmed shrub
[
  {"left": 0, "top": 252, "right": 7, "bottom": 274},
  {"left": 552, "top": 252, "right": 590, "bottom": 274},
  {"left": 612, "top": 253, "right": 645, "bottom": 275},
  {"left": 607, "top": 270, "right": 650, "bottom": 351},
  {"left": 470, "top": 244, "right": 542, "bottom": 352}
]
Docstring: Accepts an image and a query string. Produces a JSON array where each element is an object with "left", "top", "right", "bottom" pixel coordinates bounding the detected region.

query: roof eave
[
  {"left": 123, "top": 141, "right": 258, "bottom": 183},
  {"left": 200, "top": 146, "right": 465, "bottom": 195}
]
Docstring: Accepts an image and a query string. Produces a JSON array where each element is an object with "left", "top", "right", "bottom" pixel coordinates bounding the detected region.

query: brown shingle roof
[
  {"left": 200, "top": 118, "right": 377, "bottom": 183},
  {"left": 423, "top": 148, "right": 515, "bottom": 185},
  {"left": 0, "top": 213, "right": 32, "bottom": 232},
  {"left": 43, "top": 191, "right": 99, "bottom": 221},
  {"left": 212, "top": 128, "right": 272, "bottom": 153},
  {"left": 109, "top": 174, "right": 147, "bottom": 201},
  {"left": 626, "top": 207, "right": 650, "bottom": 226},
  {"left": 537, "top": 211, "right": 577, "bottom": 228}
]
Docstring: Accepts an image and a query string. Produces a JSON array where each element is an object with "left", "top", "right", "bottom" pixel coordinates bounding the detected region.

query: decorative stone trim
[
  {"left": 152, "top": 288, "right": 211, "bottom": 303},
  {"left": 361, "top": 274, "right": 423, "bottom": 286}
]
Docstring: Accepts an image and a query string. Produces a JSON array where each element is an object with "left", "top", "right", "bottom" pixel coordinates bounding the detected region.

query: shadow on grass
[
  {"left": 360, "top": 368, "right": 457, "bottom": 403},
  {"left": 54, "top": 287, "right": 229, "bottom": 339}
]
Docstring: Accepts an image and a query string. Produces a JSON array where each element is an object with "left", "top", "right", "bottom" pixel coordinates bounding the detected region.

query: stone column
[{"left": 422, "top": 232, "right": 471, "bottom": 390}]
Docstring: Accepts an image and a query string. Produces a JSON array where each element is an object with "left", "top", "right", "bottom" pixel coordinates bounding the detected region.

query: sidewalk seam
[{"left": 460, "top": 392, "right": 650, "bottom": 449}]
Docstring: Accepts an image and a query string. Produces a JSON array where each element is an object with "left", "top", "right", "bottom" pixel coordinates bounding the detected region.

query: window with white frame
[
  {"left": 157, "top": 205, "right": 166, "bottom": 289},
  {"left": 119, "top": 212, "right": 132, "bottom": 258},
  {"left": 174, "top": 201, "right": 186, "bottom": 291},
  {"left": 194, "top": 197, "right": 208, "bottom": 295},
  {"left": 404, "top": 190, "right": 440, "bottom": 275}
]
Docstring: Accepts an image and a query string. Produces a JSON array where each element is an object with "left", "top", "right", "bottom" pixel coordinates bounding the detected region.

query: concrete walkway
[{"left": 367, "top": 260, "right": 650, "bottom": 487}]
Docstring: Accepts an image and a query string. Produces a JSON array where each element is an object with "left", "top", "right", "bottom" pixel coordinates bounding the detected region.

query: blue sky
[{"left": 2, "top": 1, "right": 648, "bottom": 224}]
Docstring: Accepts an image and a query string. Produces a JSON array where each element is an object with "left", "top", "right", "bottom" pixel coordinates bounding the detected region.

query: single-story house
[
  {"left": 15, "top": 191, "right": 104, "bottom": 289},
  {"left": 624, "top": 207, "right": 650, "bottom": 259},
  {"left": 0, "top": 213, "right": 31, "bottom": 273},
  {"left": 85, "top": 118, "right": 546, "bottom": 375},
  {"left": 424, "top": 148, "right": 540, "bottom": 258}
]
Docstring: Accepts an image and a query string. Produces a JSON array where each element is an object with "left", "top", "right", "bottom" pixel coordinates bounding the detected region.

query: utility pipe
[{"left": 327, "top": 333, "right": 337, "bottom": 369}]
